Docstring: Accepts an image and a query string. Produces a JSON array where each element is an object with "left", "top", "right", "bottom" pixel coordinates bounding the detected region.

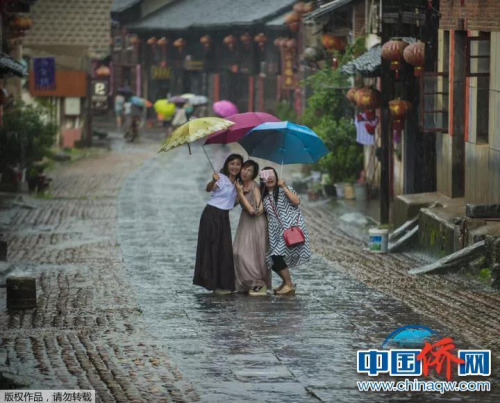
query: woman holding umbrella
[
  {"left": 193, "top": 153, "right": 244, "bottom": 294},
  {"left": 260, "top": 167, "right": 310, "bottom": 296}
]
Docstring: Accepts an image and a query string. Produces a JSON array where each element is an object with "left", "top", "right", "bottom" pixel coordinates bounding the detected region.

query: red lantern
[
  {"left": 254, "top": 33, "right": 267, "bottom": 51},
  {"left": 284, "top": 39, "right": 297, "bottom": 51},
  {"left": 284, "top": 12, "right": 301, "bottom": 25},
  {"left": 355, "top": 88, "right": 381, "bottom": 110},
  {"left": 240, "top": 33, "right": 252, "bottom": 48},
  {"left": 147, "top": 37, "right": 157, "bottom": 46},
  {"left": 95, "top": 65, "right": 110, "bottom": 78},
  {"left": 223, "top": 35, "right": 237, "bottom": 51},
  {"left": 293, "top": 2, "right": 305, "bottom": 14},
  {"left": 173, "top": 38, "right": 186, "bottom": 53},
  {"left": 403, "top": 41, "right": 425, "bottom": 77},
  {"left": 389, "top": 99, "right": 413, "bottom": 135},
  {"left": 200, "top": 35, "right": 211, "bottom": 50},
  {"left": 321, "top": 34, "right": 347, "bottom": 52},
  {"left": 273, "top": 37, "right": 286, "bottom": 47},
  {"left": 303, "top": 2, "right": 315, "bottom": 13},
  {"left": 381, "top": 39, "right": 409, "bottom": 79},
  {"left": 157, "top": 37, "right": 168, "bottom": 48},
  {"left": 346, "top": 88, "right": 359, "bottom": 104},
  {"left": 129, "top": 34, "right": 140, "bottom": 47}
]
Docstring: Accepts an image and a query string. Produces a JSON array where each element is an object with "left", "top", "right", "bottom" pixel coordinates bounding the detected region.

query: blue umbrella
[{"left": 238, "top": 121, "right": 329, "bottom": 170}]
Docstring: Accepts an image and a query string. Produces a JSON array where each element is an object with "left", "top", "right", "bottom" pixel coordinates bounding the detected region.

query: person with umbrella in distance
[
  {"left": 233, "top": 160, "right": 271, "bottom": 296},
  {"left": 260, "top": 167, "right": 311, "bottom": 296},
  {"left": 193, "top": 153, "right": 244, "bottom": 295}
]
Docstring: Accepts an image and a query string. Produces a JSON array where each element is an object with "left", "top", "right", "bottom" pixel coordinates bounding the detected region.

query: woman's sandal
[{"left": 274, "top": 284, "right": 296, "bottom": 296}]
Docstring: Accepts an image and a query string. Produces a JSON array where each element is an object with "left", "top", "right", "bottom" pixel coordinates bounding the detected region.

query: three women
[{"left": 194, "top": 155, "right": 310, "bottom": 296}]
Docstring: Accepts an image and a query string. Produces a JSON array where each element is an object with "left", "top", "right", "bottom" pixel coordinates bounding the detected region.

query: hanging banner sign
[
  {"left": 33, "top": 57, "right": 56, "bottom": 90},
  {"left": 91, "top": 80, "right": 108, "bottom": 110},
  {"left": 281, "top": 48, "right": 296, "bottom": 90}
]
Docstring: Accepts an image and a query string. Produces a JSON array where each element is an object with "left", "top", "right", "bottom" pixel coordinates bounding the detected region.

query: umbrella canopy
[
  {"left": 117, "top": 86, "right": 133, "bottom": 96},
  {"left": 130, "top": 96, "right": 152, "bottom": 108},
  {"left": 153, "top": 100, "right": 176, "bottom": 119},
  {"left": 213, "top": 100, "right": 238, "bottom": 118},
  {"left": 180, "top": 93, "right": 195, "bottom": 99},
  {"left": 159, "top": 117, "right": 235, "bottom": 153},
  {"left": 205, "top": 112, "right": 281, "bottom": 144},
  {"left": 238, "top": 121, "right": 329, "bottom": 165},
  {"left": 190, "top": 95, "right": 208, "bottom": 106},
  {"left": 169, "top": 96, "right": 188, "bottom": 104}
]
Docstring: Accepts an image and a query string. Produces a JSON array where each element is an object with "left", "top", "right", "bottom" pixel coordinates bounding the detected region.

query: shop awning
[
  {"left": 0, "top": 53, "right": 28, "bottom": 77},
  {"left": 340, "top": 45, "right": 381, "bottom": 77}
]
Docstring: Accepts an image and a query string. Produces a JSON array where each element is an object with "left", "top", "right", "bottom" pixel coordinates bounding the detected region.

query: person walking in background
[
  {"left": 171, "top": 103, "right": 188, "bottom": 129},
  {"left": 193, "top": 154, "right": 244, "bottom": 295},
  {"left": 260, "top": 167, "right": 310, "bottom": 296},
  {"left": 234, "top": 160, "right": 270, "bottom": 296},
  {"left": 114, "top": 94, "right": 125, "bottom": 129}
]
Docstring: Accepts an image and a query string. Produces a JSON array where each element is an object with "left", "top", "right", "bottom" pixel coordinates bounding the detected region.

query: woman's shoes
[
  {"left": 273, "top": 283, "right": 285, "bottom": 293},
  {"left": 248, "top": 285, "right": 267, "bottom": 296},
  {"left": 274, "top": 284, "right": 295, "bottom": 296}
]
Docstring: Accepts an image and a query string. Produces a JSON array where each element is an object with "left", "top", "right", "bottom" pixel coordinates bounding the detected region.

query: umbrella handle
[
  {"left": 188, "top": 143, "right": 192, "bottom": 155},
  {"left": 202, "top": 145, "right": 216, "bottom": 172}
]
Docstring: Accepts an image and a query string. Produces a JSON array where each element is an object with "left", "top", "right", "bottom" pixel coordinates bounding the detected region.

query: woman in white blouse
[{"left": 193, "top": 154, "right": 243, "bottom": 294}]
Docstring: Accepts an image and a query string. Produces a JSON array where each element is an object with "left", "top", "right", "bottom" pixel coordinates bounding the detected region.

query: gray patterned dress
[{"left": 263, "top": 186, "right": 311, "bottom": 269}]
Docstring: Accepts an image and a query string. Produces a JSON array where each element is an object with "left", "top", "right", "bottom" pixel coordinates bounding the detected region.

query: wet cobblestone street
[{"left": 1, "top": 131, "right": 499, "bottom": 402}]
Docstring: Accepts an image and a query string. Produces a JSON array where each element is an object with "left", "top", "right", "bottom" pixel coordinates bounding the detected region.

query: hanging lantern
[
  {"left": 403, "top": 41, "right": 425, "bottom": 77},
  {"left": 254, "top": 33, "right": 267, "bottom": 51},
  {"left": 284, "top": 38, "right": 297, "bottom": 51},
  {"left": 303, "top": 2, "right": 315, "bottom": 13},
  {"left": 129, "top": 34, "right": 140, "bottom": 47},
  {"left": 240, "top": 32, "right": 252, "bottom": 48},
  {"left": 95, "top": 65, "right": 110, "bottom": 78},
  {"left": 274, "top": 37, "right": 286, "bottom": 48},
  {"left": 355, "top": 88, "right": 381, "bottom": 110},
  {"left": 381, "top": 39, "right": 409, "bottom": 79},
  {"left": 157, "top": 37, "right": 168, "bottom": 48},
  {"left": 10, "top": 16, "right": 33, "bottom": 31},
  {"left": 223, "top": 34, "right": 237, "bottom": 51},
  {"left": 389, "top": 99, "right": 413, "bottom": 136},
  {"left": 293, "top": 2, "right": 305, "bottom": 14},
  {"left": 321, "top": 34, "right": 347, "bottom": 52},
  {"left": 285, "top": 12, "right": 301, "bottom": 33},
  {"left": 346, "top": 88, "right": 359, "bottom": 104},
  {"left": 147, "top": 37, "right": 157, "bottom": 47},
  {"left": 200, "top": 35, "right": 211, "bottom": 50},
  {"left": 173, "top": 38, "right": 186, "bottom": 53}
]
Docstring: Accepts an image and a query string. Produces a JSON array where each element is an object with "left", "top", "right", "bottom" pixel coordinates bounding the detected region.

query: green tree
[
  {"left": 302, "top": 37, "right": 366, "bottom": 183},
  {"left": 0, "top": 102, "right": 58, "bottom": 174}
]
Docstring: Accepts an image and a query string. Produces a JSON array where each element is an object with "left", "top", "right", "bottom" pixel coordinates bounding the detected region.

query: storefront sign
[
  {"left": 33, "top": 57, "right": 56, "bottom": 90},
  {"left": 184, "top": 60, "right": 204, "bottom": 71},
  {"left": 91, "top": 80, "right": 108, "bottom": 110},
  {"left": 151, "top": 65, "right": 171, "bottom": 80},
  {"left": 281, "top": 49, "right": 296, "bottom": 90}
]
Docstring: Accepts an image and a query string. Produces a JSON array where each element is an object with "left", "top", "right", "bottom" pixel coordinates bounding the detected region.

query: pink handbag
[{"left": 269, "top": 196, "right": 305, "bottom": 247}]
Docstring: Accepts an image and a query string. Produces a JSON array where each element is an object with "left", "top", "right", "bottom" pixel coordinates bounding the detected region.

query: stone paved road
[
  {"left": 117, "top": 141, "right": 500, "bottom": 402},
  {"left": 0, "top": 133, "right": 198, "bottom": 402}
]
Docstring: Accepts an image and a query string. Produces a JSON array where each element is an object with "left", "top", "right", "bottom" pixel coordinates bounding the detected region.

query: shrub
[{"left": 0, "top": 102, "right": 58, "bottom": 174}]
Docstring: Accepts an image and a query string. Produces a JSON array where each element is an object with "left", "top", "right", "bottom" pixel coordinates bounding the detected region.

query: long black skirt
[{"left": 193, "top": 204, "right": 235, "bottom": 291}]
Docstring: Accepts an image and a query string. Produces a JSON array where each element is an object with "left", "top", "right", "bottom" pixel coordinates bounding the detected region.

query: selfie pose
[
  {"left": 193, "top": 154, "right": 243, "bottom": 294},
  {"left": 233, "top": 160, "right": 271, "bottom": 296},
  {"left": 260, "top": 167, "right": 310, "bottom": 295}
]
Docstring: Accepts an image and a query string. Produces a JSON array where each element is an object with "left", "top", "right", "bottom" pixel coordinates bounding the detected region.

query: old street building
[
  {"left": 22, "top": 0, "right": 113, "bottom": 147},
  {"left": 123, "top": 0, "right": 297, "bottom": 113}
]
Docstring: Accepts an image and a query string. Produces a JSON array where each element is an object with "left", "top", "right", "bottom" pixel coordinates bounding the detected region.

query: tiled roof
[
  {"left": 0, "top": 53, "right": 28, "bottom": 77},
  {"left": 305, "top": 0, "right": 354, "bottom": 20},
  {"left": 340, "top": 45, "right": 381, "bottom": 77},
  {"left": 112, "top": 0, "right": 141, "bottom": 13},
  {"left": 128, "top": 0, "right": 296, "bottom": 30}
]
